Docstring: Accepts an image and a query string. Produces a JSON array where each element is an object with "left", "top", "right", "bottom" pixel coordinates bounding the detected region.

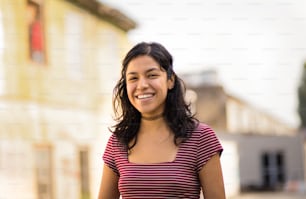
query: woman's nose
[{"left": 137, "top": 77, "right": 149, "bottom": 89}]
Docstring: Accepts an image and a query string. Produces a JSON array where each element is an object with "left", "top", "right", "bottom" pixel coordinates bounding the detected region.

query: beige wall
[
  {"left": 192, "top": 86, "right": 227, "bottom": 131},
  {"left": 0, "top": 0, "right": 133, "bottom": 198}
]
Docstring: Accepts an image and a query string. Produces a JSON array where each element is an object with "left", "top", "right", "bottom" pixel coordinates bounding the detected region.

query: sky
[{"left": 100, "top": 0, "right": 306, "bottom": 128}]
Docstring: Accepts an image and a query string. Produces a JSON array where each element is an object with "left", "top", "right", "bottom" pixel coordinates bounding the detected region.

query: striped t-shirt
[{"left": 103, "top": 123, "right": 223, "bottom": 198}]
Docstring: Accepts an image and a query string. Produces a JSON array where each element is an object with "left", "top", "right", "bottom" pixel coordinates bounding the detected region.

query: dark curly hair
[{"left": 111, "top": 42, "right": 198, "bottom": 150}]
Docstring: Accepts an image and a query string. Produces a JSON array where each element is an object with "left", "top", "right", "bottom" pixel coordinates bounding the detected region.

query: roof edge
[{"left": 64, "top": 0, "right": 137, "bottom": 32}]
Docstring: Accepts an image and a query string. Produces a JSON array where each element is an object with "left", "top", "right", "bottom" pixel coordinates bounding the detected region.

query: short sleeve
[
  {"left": 196, "top": 124, "right": 223, "bottom": 172},
  {"left": 102, "top": 135, "right": 119, "bottom": 176}
]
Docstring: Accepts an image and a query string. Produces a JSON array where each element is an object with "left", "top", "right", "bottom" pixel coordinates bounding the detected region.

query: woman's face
[{"left": 125, "top": 55, "right": 174, "bottom": 118}]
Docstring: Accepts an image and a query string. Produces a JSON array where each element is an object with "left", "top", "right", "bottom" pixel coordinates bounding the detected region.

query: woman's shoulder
[
  {"left": 188, "top": 122, "right": 218, "bottom": 140},
  {"left": 106, "top": 133, "right": 124, "bottom": 148},
  {"left": 192, "top": 122, "right": 215, "bottom": 133},
  {"left": 181, "top": 123, "right": 220, "bottom": 149},
  {"left": 107, "top": 133, "right": 117, "bottom": 142}
]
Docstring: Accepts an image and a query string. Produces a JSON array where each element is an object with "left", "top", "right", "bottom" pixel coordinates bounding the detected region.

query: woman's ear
[{"left": 167, "top": 74, "right": 175, "bottom": 90}]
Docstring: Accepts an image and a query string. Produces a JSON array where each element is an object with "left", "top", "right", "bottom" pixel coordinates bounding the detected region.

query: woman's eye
[
  {"left": 148, "top": 74, "right": 158, "bottom": 78},
  {"left": 128, "top": 77, "right": 137, "bottom": 81}
]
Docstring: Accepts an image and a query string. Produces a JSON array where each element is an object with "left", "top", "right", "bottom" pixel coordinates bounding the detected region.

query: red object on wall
[{"left": 30, "top": 20, "right": 44, "bottom": 51}]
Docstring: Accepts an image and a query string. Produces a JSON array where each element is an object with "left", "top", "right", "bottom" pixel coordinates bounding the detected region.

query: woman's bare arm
[
  {"left": 98, "top": 164, "right": 120, "bottom": 199},
  {"left": 199, "top": 153, "right": 226, "bottom": 199}
]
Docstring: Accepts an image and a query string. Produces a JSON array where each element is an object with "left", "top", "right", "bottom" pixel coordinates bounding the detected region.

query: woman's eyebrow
[
  {"left": 146, "top": 68, "right": 160, "bottom": 73},
  {"left": 126, "top": 67, "right": 160, "bottom": 76},
  {"left": 126, "top": 71, "right": 137, "bottom": 76}
]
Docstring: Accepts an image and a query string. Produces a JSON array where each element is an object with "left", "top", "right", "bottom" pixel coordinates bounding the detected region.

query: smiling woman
[
  {"left": 98, "top": 42, "right": 226, "bottom": 199},
  {"left": 125, "top": 55, "right": 174, "bottom": 120}
]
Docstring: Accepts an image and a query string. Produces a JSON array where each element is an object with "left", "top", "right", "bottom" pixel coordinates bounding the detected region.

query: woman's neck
[
  {"left": 139, "top": 117, "right": 171, "bottom": 136},
  {"left": 141, "top": 113, "right": 164, "bottom": 121}
]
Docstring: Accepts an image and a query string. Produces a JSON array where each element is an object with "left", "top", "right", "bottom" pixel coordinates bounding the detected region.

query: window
[
  {"left": 35, "top": 145, "right": 53, "bottom": 199},
  {"left": 65, "top": 12, "right": 84, "bottom": 79},
  {"left": 27, "top": 0, "right": 45, "bottom": 64},
  {"left": 261, "top": 151, "right": 285, "bottom": 189},
  {"left": 0, "top": 11, "right": 5, "bottom": 94},
  {"left": 79, "top": 149, "right": 90, "bottom": 199},
  {"left": 0, "top": 11, "right": 3, "bottom": 54},
  {"left": 276, "top": 152, "right": 285, "bottom": 183}
]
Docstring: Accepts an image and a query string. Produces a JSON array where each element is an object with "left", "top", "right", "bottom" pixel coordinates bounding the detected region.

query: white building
[{"left": 183, "top": 70, "right": 304, "bottom": 196}]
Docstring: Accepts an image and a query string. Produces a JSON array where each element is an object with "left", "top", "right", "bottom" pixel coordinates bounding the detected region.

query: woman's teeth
[{"left": 137, "top": 94, "right": 153, "bottom": 99}]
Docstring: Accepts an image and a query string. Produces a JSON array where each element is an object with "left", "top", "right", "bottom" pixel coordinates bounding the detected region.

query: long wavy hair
[{"left": 111, "top": 42, "right": 198, "bottom": 150}]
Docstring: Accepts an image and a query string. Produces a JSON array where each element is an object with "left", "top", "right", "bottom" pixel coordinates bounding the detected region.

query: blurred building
[
  {"left": 0, "top": 0, "right": 135, "bottom": 199},
  {"left": 183, "top": 70, "right": 305, "bottom": 196}
]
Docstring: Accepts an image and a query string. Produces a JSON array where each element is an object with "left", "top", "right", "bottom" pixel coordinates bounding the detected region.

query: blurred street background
[
  {"left": 0, "top": 0, "right": 306, "bottom": 199},
  {"left": 230, "top": 191, "right": 305, "bottom": 199}
]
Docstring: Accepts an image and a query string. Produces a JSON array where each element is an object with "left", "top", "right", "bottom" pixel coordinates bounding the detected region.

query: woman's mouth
[{"left": 137, "top": 94, "right": 154, "bottom": 99}]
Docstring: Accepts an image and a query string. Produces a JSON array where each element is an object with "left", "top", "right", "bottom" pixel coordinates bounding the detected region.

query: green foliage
[{"left": 298, "top": 62, "right": 306, "bottom": 128}]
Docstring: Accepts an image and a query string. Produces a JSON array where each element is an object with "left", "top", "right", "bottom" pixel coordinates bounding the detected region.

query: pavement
[{"left": 229, "top": 192, "right": 306, "bottom": 199}]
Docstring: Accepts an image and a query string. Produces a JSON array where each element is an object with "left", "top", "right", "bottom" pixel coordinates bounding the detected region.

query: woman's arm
[
  {"left": 98, "top": 164, "right": 120, "bottom": 199},
  {"left": 199, "top": 153, "right": 226, "bottom": 199}
]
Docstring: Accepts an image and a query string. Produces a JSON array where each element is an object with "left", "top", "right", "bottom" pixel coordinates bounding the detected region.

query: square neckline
[{"left": 126, "top": 142, "right": 184, "bottom": 165}]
